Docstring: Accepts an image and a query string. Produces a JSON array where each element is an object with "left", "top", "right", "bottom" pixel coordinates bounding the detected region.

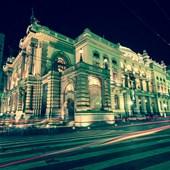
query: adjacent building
[
  {"left": 0, "top": 33, "right": 5, "bottom": 112},
  {"left": 0, "top": 19, "right": 169, "bottom": 126},
  {"left": 0, "top": 33, "right": 5, "bottom": 91}
]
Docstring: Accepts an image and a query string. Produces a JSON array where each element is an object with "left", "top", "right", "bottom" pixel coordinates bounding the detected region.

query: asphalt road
[{"left": 0, "top": 120, "right": 170, "bottom": 170}]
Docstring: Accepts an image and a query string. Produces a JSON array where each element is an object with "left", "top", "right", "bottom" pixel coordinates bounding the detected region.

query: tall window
[
  {"left": 88, "top": 76, "right": 101, "bottom": 110},
  {"left": 114, "top": 95, "right": 120, "bottom": 109}
]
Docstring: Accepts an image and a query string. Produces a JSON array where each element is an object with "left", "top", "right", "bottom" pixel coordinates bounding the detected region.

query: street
[{"left": 0, "top": 120, "right": 170, "bottom": 170}]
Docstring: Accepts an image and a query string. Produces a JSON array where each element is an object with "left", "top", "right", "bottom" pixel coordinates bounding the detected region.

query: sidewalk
[{"left": 0, "top": 116, "right": 170, "bottom": 136}]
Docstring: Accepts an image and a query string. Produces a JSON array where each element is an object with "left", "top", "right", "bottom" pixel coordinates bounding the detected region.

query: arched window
[
  {"left": 57, "top": 57, "right": 67, "bottom": 72},
  {"left": 114, "top": 95, "right": 120, "bottom": 110},
  {"left": 52, "top": 57, "right": 67, "bottom": 72},
  {"left": 88, "top": 76, "right": 102, "bottom": 110},
  {"left": 64, "top": 83, "right": 75, "bottom": 103},
  {"left": 92, "top": 51, "right": 100, "bottom": 67},
  {"left": 93, "top": 51, "right": 100, "bottom": 59},
  {"left": 112, "top": 58, "right": 117, "bottom": 65},
  {"left": 65, "top": 83, "right": 74, "bottom": 93}
]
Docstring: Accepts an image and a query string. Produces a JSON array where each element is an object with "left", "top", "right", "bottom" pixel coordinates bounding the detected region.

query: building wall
[{"left": 1, "top": 22, "right": 170, "bottom": 124}]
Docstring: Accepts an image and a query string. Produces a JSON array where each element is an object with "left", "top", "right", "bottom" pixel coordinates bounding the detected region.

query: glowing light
[
  {"left": 46, "top": 124, "right": 50, "bottom": 128},
  {"left": 79, "top": 48, "right": 83, "bottom": 54},
  {"left": 163, "top": 104, "right": 167, "bottom": 108},
  {"left": 129, "top": 101, "right": 133, "bottom": 106}
]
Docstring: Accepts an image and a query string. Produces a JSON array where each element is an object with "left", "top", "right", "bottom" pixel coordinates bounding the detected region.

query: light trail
[
  {"left": 102, "top": 125, "right": 170, "bottom": 145},
  {"left": 0, "top": 125, "right": 170, "bottom": 168}
]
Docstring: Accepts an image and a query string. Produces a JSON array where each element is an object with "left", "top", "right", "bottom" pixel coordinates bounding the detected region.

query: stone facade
[
  {"left": 0, "top": 21, "right": 170, "bottom": 126},
  {"left": 0, "top": 33, "right": 5, "bottom": 113}
]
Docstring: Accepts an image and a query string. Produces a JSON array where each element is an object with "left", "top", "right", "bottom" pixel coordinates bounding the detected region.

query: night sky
[{"left": 0, "top": 0, "right": 170, "bottom": 65}]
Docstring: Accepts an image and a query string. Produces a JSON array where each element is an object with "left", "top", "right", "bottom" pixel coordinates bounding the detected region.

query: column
[
  {"left": 146, "top": 80, "right": 149, "bottom": 92},
  {"left": 140, "top": 79, "right": 143, "bottom": 91},
  {"left": 29, "top": 38, "right": 38, "bottom": 75},
  {"left": 135, "top": 96, "right": 140, "bottom": 114},
  {"left": 102, "top": 78, "right": 112, "bottom": 111},
  {"left": 21, "top": 49, "right": 26, "bottom": 79},
  {"left": 123, "top": 92, "right": 131, "bottom": 116},
  {"left": 17, "top": 88, "right": 23, "bottom": 111},
  {"left": 146, "top": 97, "right": 152, "bottom": 114},
  {"left": 25, "top": 84, "right": 33, "bottom": 114},
  {"left": 76, "top": 73, "right": 90, "bottom": 111},
  {"left": 46, "top": 71, "right": 61, "bottom": 118},
  {"left": 125, "top": 75, "right": 128, "bottom": 87}
]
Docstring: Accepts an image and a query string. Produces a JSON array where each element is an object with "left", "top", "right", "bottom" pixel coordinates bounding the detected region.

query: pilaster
[
  {"left": 76, "top": 73, "right": 90, "bottom": 111},
  {"left": 46, "top": 71, "right": 61, "bottom": 118}
]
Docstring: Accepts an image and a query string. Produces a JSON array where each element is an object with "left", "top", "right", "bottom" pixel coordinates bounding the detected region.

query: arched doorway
[
  {"left": 67, "top": 98, "right": 74, "bottom": 121},
  {"left": 64, "top": 83, "right": 75, "bottom": 121}
]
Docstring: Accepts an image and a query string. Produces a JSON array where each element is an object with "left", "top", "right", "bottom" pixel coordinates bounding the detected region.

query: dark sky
[{"left": 0, "top": 0, "right": 170, "bottom": 65}]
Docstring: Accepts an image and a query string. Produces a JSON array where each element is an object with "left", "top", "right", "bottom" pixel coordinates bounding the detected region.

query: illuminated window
[
  {"left": 52, "top": 57, "right": 67, "bottom": 72},
  {"left": 57, "top": 57, "right": 67, "bottom": 72},
  {"left": 65, "top": 83, "right": 74, "bottom": 92},
  {"left": 88, "top": 76, "right": 101, "bottom": 110}
]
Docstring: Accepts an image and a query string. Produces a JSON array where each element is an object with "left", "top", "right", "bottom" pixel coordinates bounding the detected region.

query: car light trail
[
  {"left": 102, "top": 125, "right": 170, "bottom": 145},
  {"left": 0, "top": 125, "right": 170, "bottom": 168}
]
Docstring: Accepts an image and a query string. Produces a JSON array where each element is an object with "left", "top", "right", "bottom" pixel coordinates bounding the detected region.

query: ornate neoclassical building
[{"left": 0, "top": 18, "right": 170, "bottom": 126}]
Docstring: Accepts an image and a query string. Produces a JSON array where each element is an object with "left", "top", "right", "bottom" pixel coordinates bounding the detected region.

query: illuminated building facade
[
  {"left": 0, "top": 33, "right": 5, "bottom": 92},
  {"left": 0, "top": 19, "right": 170, "bottom": 125},
  {"left": 0, "top": 33, "right": 5, "bottom": 111}
]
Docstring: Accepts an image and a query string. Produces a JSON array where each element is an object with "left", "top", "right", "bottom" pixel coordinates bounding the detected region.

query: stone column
[
  {"left": 140, "top": 79, "right": 143, "bottom": 91},
  {"left": 75, "top": 73, "right": 90, "bottom": 111},
  {"left": 125, "top": 75, "right": 128, "bottom": 88},
  {"left": 11, "top": 93, "right": 17, "bottom": 113},
  {"left": 34, "top": 79, "right": 42, "bottom": 117},
  {"left": 29, "top": 38, "right": 38, "bottom": 75},
  {"left": 123, "top": 92, "right": 131, "bottom": 116},
  {"left": 146, "top": 97, "right": 152, "bottom": 114},
  {"left": 25, "top": 84, "right": 33, "bottom": 114},
  {"left": 146, "top": 80, "right": 149, "bottom": 92},
  {"left": 135, "top": 95, "right": 140, "bottom": 114},
  {"left": 46, "top": 71, "right": 61, "bottom": 118},
  {"left": 102, "top": 78, "right": 112, "bottom": 111},
  {"left": 17, "top": 88, "right": 23, "bottom": 111},
  {"left": 21, "top": 49, "right": 26, "bottom": 79}
]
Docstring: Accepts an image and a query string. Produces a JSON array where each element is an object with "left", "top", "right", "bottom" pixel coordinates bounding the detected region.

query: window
[
  {"left": 92, "top": 51, "right": 100, "bottom": 67},
  {"left": 88, "top": 76, "right": 102, "bottom": 110},
  {"left": 52, "top": 57, "right": 67, "bottom": 72},
  {"left": 93, "top": 51, "right": 100, "bottom": 59},
  {"left": 112, "top": 59, "right": 117, "bottom": 65},
  {"left": 114, "top": 95, "right": 120, "bottom": 109}
]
